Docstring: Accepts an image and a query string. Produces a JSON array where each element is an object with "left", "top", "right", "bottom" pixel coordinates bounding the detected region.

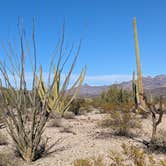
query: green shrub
[
  {"left": 101, "top": 85, "right": 133, "bottom": 105},
  {"left": 101, "top": 107, "right": 141, "bottom": 137},
  {"left": 93, "top": 85, "right": 134, "bottom": 113},
  {"left": 68, "top": 98, "right": 88, "bottom": 115}
]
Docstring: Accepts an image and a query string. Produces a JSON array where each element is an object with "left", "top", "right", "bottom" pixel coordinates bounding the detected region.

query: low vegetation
[
  {"left": 74, "top": 143, "right": 166, "bottom": 166},
  {"left": 74, "top": 156, "right": 104, "bottom": 166},
  {"left": 0, "top": 131, "right": 8, "bottom": 145},
  {"left": 93, "top": 85, "right": 134, "bottom": 112},
  {"left": 100, "top": 104, "right": 141, "bottom": 137}
]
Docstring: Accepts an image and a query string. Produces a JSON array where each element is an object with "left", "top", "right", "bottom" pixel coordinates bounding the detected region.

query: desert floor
[{"left": 0, "top": 112, "right": 166, "bottom": 166}]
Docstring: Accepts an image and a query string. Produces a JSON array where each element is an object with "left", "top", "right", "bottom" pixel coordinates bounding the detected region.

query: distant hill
[
  {"left": 76, "top": 75, "right": 166, "bottom": 97},
  {"left": 76, "top": 83, "right": 109, "bottom": 97}
]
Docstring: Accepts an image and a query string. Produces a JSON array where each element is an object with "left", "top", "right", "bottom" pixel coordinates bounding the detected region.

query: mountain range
[{"left": 77, "top": 75, "right": 166, "bottom": 97}]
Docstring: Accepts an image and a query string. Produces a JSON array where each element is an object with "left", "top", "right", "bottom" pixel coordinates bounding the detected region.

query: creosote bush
[
  {"left": 101, "top": 105, "right": 141, "bottom": 137},
  {"left": 68, "top": 98, "right": 86, "bottom": 115},
  {"left": 98, "top": 85, "right": 133, "bottom": 112}
]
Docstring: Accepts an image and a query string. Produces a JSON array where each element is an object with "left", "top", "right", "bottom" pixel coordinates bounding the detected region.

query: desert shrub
[
  {"left": 0, "top": 111, "right": 4, "bottom": 128},
  {"left": 101, "top": 85, "right": 133, "bottom": 104},
  {"left": 47, "top": 118, "right": 62, "bottom": 127},
  {"left": 0, "top": 152, "right": 23, "bottom": 166},
  {"left": 121, "top": 143, "right": 152, "bottom": 166},
  {"left": 0, "top": 131, "right": 8, "bottom": 145},
  {"left": 160, "top": 160, "right": 166, "bottom": 166},
  {"left": 155, "top": 129, "right": 166, "bottom": 146},
  {"left": 74, "top": 144, "right": 166, "bottom": 166},
  {"left": 110, "top": 143, "right": 166, "bottom": 166},
  {"left": 148, "top": 129, "right": 166, "bottom": 152},
  {"left": 109, "top": 151, "right": 125, "bottom": 166},
  {"left": 93, "top": 85, "right": 133, "bottom": 113},
  {"left": 63, "top": 111, "right": 75, "bottom": 119},
  {"left": 68, "top": 98, "right": 90, "bottom": 115},
  {"left": 74, "top": 159, "right": 92, "bottom": 166},
  {"left": 141, "top": 94, "right": 164, "bottom": 142},
  {"left": 101, "top": 107, "right": 141, "bottom": 137},
  {"left": 74, "top": 156, "right": 105, "bottom": 166}
]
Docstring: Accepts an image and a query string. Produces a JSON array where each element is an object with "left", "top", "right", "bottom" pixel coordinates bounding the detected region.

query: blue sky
[{"left": 0, "top": 0, "right": 166, "bottom": 86}]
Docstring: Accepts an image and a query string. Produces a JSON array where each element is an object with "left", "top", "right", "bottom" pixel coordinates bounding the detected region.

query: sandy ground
[{"left": 0, "top": 112, "right": 166, "bottom": 166}]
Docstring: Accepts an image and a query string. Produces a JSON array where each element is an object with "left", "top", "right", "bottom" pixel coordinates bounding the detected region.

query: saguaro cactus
[
  {"left": 133, "top": 17, "right": 145, "bottom": 108},
  {"left": 132, "top": 71, "right": 139, "bottom": 110}
]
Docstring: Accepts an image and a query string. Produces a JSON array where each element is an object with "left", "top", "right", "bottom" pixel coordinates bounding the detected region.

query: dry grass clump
[
  {"left": 74, "top": 156, "right": 104, "bottom": 166},
  {"left": 148, "top": 129, "right": 166, "bottom": 152},
  {"left": 74, "top": 143, "right": 166, "bottom": 166},
  {"left": 74, "top": 158, "right": 92, "bottom": 166},
  {"left": 101, "top": 108, "right": 141, "bottom": 137},
  {"left": 120, "top": 143, "right": 155, "bottom": 166},
  {"left": 0, "top": 131, "right": 8, "bottom": 145},
  {"left": 63, "top": 111, "right": 75, "bottom": 119},
  {"left": 48, "top": 118, "right": 62, "bottom": 127},
  {"left": 0, "top": 110, "right": 4, "bottom": 129},
  {"left": 110, "top": 143, "right": 166, "bottom": 166}
]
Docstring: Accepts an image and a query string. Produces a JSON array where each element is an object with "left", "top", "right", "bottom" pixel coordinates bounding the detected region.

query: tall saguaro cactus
[{"left": 133, "top": 17, "right": 145, "bottom": 108}]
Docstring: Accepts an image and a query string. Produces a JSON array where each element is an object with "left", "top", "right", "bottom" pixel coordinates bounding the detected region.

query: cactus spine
[{"left": 133, "top": 17, "right": 145, "bottom": 108}]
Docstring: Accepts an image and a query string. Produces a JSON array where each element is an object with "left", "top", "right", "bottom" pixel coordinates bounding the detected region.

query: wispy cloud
[
  {"left": 0, "top": 72, "right": 132, "bottom": 88},
  {"left": 68, "top": 74, "right": 132, "bottom": 86},
  {"left": 84, "top": 74, "right": 131, "bottom": 85}
]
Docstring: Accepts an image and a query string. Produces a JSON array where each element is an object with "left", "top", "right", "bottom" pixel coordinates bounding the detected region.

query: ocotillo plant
[
  {"left": 0, "top": 22, "right": 51, "bottom": 162},
  {"left": 133, "top": 17, "right": 145, "bottom": 108},
  {"left": 37, "top": 65, "right": 86, "bottom": 116},
  {"left": 0, "top": 20, "right": 85, "bottom": 162}
]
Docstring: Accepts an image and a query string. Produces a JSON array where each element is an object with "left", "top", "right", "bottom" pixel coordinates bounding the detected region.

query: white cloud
[
  {"left": 84, "top": 74, "right": 131, "bottom": 86},
  {"left": 66, "top": 74, "right": 132, "bottom": 86},
  {"left": 0, "top": 71, "right": 132, "bottom": 88}
]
